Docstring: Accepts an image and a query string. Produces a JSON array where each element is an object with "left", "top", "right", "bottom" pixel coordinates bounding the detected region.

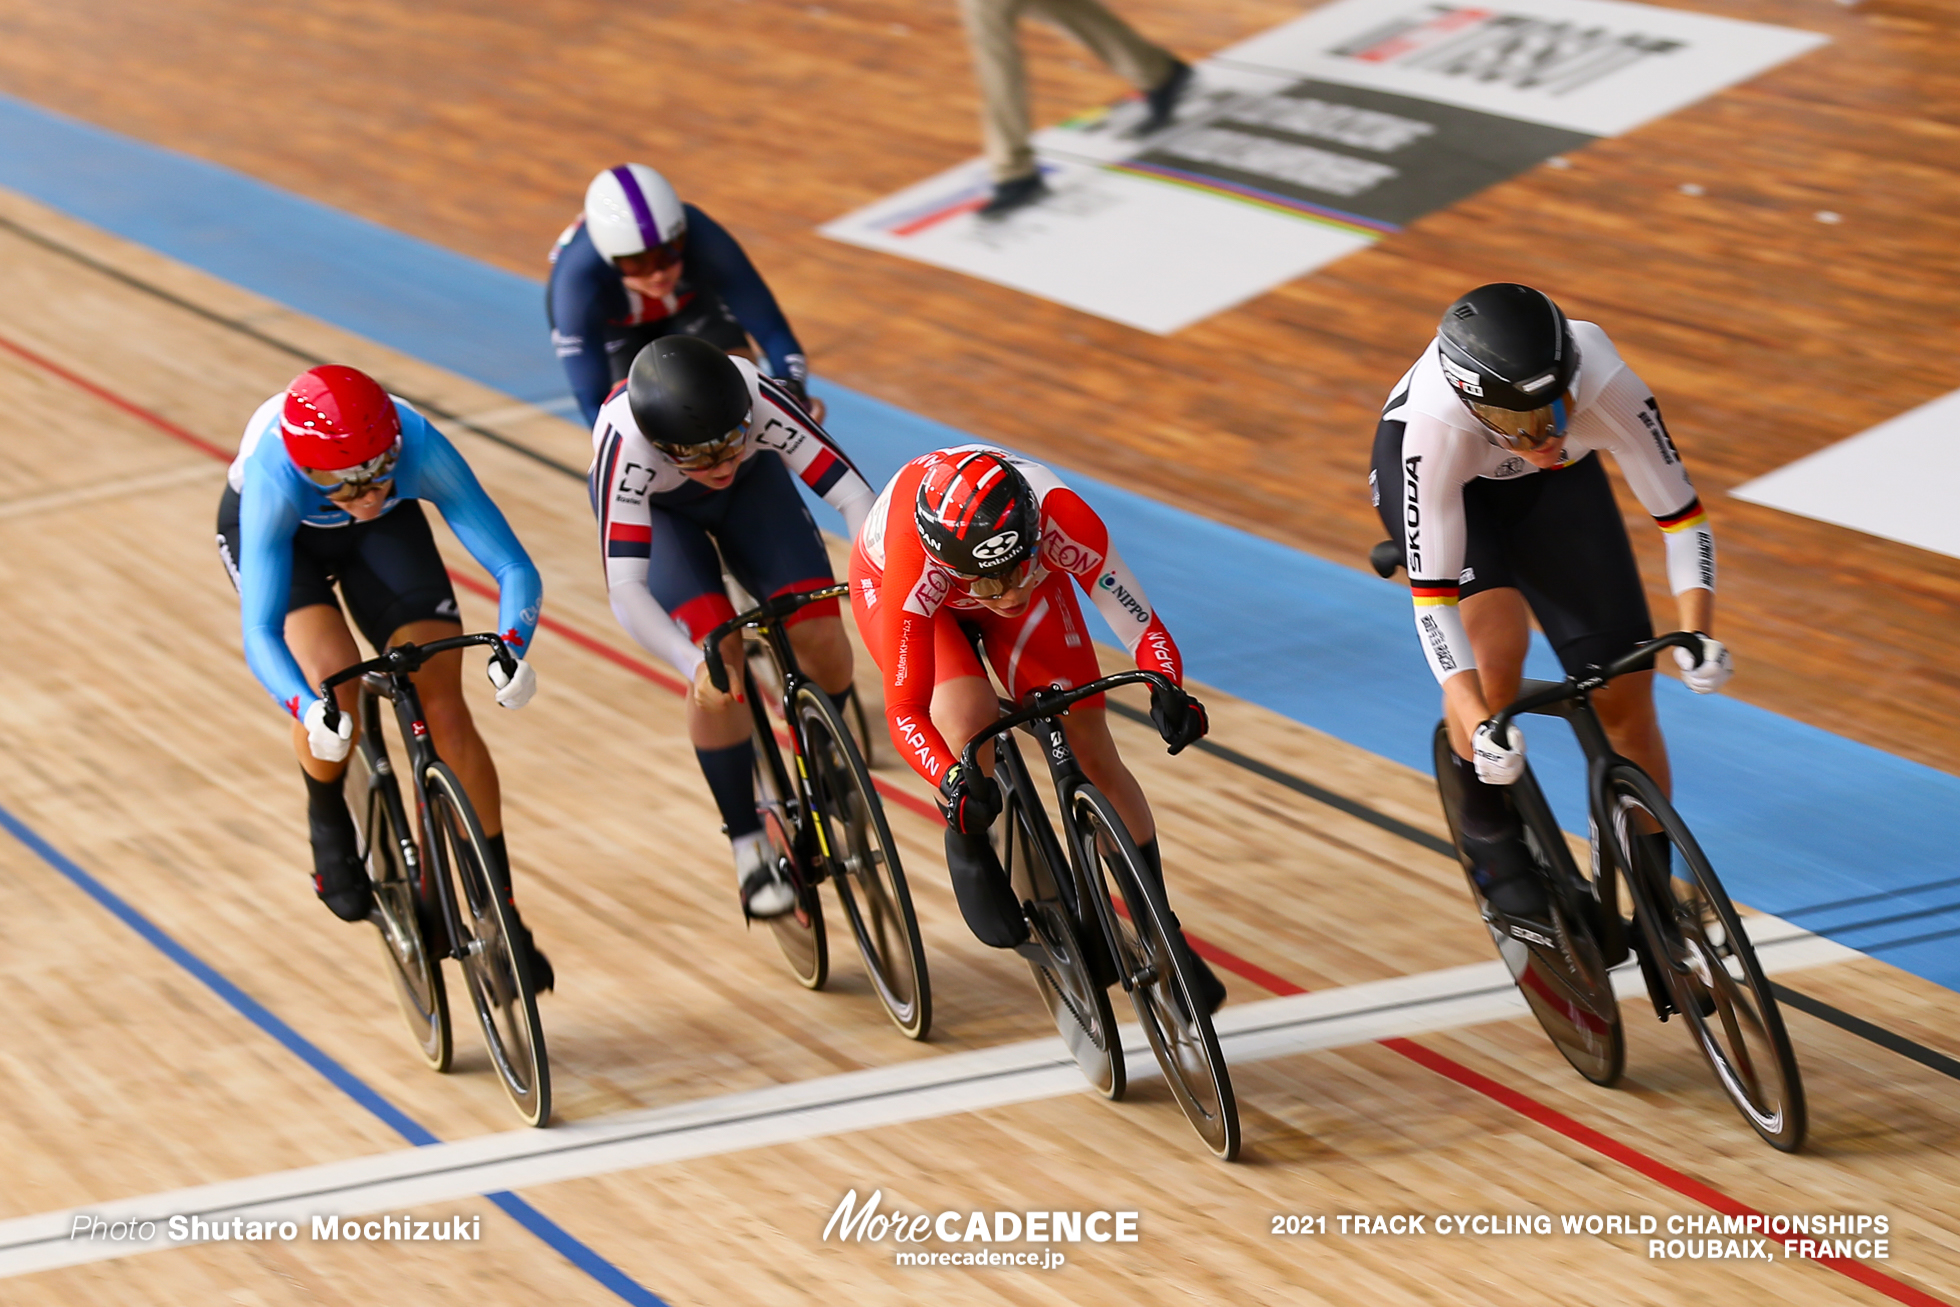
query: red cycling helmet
[{"left": 280, "top": 366, "right": 402, "bottom": 472}]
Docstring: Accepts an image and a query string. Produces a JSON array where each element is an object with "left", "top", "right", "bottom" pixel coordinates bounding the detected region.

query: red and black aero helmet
[
  {"left": 913, "top": 450, "right": 1039, "bottom": 576},
  {"left": 280, "top": 365, "right": 401, "bottom": 471},
  {"left": 1436, "top": 283, "right": 1580, "bottom": 413}
]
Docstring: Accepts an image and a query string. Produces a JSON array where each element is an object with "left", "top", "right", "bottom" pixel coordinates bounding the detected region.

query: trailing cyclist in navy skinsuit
[{"left": 548, "top": 164, "right": 820, "bottom": 429}]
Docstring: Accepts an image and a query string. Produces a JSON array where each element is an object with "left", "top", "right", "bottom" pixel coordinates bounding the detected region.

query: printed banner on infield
[{"left": 821, "top": 0, "right": 1826, "bottom": 333}]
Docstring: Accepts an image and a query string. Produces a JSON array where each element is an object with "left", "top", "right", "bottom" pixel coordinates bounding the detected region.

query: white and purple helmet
[{"left": 583, "top": 164, "right": 688, "bottom": 264}]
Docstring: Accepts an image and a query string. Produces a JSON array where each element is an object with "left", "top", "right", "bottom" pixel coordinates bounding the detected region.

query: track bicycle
[
  {"left": 960, "top": 669, "right": 1240, "bottom": 1160},
  {"left": 1434, "top": 631, "right": 1805, "bottom": 1151},
  {"left": 702, "top": 584, "right": 931, "bottom": 1039},
  {"left": 324, "top": 633, "right": 551, "bottom": 1127}
]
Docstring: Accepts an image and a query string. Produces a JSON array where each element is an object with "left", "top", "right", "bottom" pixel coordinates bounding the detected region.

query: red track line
[
  {"left": 11, "top": 329, "right": 1947, "bottom": 1307},
  {"left": 0, "top": 333, "right": 233, "bottom": 461}
]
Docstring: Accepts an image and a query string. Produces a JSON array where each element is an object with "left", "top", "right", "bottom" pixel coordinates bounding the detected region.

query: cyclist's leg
[
  {"left": 646, "top": 496, "right": 800, "bottom": 914},
  {"left": 1446, "top": 481, "right": 1547, "bottom": 917},
  {"left": 286, "top": 602, "right": 376, "bottom": 921},
  {"left": 710, "top": 451, "right": 855, "bottom": 701},
  {"left": 220, "top": 486, "right": 373, "bottom": 921},
  {"left": 927, "top": 622, "right": 1029, "bottom": 947},
  {"left": 1508, "top": 453, "right": 1666, "bottom": 790}
]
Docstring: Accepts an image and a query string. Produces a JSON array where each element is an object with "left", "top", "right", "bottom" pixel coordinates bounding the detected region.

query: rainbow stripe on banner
[{"left": 1103, "top": 160, "right": 1400, "bottom": 239}]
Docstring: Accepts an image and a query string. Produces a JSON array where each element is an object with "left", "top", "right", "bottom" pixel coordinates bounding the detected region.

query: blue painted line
[
  {"left": 0, "top": 89, "right": 1953, "bottom": 992},
  {"left": 0, "top": 803, "right": 666, "bottom": 1305},
  {"left": 487, "top": 1193, "right": 669, "bottom": 1307}
]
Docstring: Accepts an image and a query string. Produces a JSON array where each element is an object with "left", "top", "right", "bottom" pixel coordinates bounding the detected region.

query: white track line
[
  {"left": 0, "top": 464, "right": 214, "bottom": 521},
  {"left": 0, "top": 915, "right": 1853, "bottom": 1277}
]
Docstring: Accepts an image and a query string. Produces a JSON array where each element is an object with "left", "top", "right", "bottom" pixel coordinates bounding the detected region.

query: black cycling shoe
[
  {"left": 1181, "top": 936, "right": 1227, "bottom": 1017},
  {"left": 512, "top": 919, "right": 554, "bottom": 994},
  {"left": 309, "top": 811, "right": 373, "bottom": 923},
  {"left": 946, "top": 829, "right": 1029, "bottom": 948},
  {"left": 1464, "top": 830, "right": 1549, "bottom": 922}
]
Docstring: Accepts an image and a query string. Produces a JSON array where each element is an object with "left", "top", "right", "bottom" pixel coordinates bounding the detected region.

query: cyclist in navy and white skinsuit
[
  {"left": 1369, "top": 283, "right": 1730, "bottom": 919},
  {"left": 549, "top": 164, "right": 819, "bottom": 429},
  {"left": 218, "top": 365, "right": 551, "bottom": 985},
  {"left": 590, "top": 336, "right": 872, "bottom": 916}
]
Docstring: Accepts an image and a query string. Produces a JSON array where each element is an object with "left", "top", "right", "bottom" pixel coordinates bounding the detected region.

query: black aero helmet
[
  {"left": 627, "top": 335, "right": 752, "bottom": 463},
  {"left": 1436, "top": 283, "right": 1580, "bottom": 413},
  {"left": 914, "top": 449, "right": 1039, "bottom": 578}
]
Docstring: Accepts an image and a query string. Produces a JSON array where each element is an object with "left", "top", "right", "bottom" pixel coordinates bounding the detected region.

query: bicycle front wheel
[
  {"left": 349, "top": 727, "right": 450, "bottom": 1072},
  {"left": 747, "top": 664, "right": 827, "bottom": 989},
  {"left": 425, "top": 762, "right": 550, "bottom": 1127},
  {"left": 1432, "top": 724, "right": 1623, "bottom": 1087},
  {"left": 795, "top": 684, "right": 930, "bottom": 1039},
  {"left": 1606, "top": 764, "right": 1805, "bottom": 1152},
  {"left": 1073, "top": 787, "right": 1239, "bottom": 1160},
  {"left": 993, "top": 740, "right": 1123, "bottom": 1100}
]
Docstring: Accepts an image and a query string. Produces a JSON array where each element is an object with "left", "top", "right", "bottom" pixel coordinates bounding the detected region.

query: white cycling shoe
[{"left": 732, "top": 830, "right": 796, "bottom": 918}]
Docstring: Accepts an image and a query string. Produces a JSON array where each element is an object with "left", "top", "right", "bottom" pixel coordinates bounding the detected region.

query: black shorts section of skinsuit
[
  {"left": 217, "top": 486, "right": 461, "bottom": 651},
  {"left": 1372, "top": 419, "right": 1653, "bottom": 676}
]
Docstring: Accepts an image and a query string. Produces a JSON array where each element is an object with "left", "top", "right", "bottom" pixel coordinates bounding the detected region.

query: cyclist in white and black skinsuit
[{"left": 1369, "top": 283, "right": 1733, "bottom": 918}]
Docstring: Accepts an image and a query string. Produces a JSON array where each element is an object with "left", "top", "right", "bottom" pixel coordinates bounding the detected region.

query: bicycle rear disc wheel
[
  {"left": 795, "top": 685, "right": 930, "bottom": 1038},
  {"left": 1433, "top": 725, "right": 1624, "bottom": 1086},
  {"left": 350, "top": 737, "right": 450, "bottom": 1072},
  {"left": 1607, "top": 765, "right": 1805, "bottom": 1151},
  {"left": 425, "top": 762, "right": 550, "bottom": 1127},
  {"left": 748, "top": 666, "right": 827, "bottom": 989},
  {"left": 997, "top": 781, "right": 1123, "bottom": 1101},
  {"left": 1074, "top": 788, "right": 1239, "bottom": 1160}
]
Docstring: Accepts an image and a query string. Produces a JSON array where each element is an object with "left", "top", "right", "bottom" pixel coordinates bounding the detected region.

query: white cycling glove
[
  {"left": 1471, "top": 721, "right": 1527, "bottom": 786},
  {"left": 487, "top": 657, "right": 538, "bottom": 709},
  {"left": 302, "top": 698, "right": 353, "bottom": 763},
  {"left": 1673, "top": 635, "right": 1733, "bottom": 695}
]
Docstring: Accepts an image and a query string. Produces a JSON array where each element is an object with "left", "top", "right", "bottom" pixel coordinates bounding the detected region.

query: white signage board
[
  {"left": 822, "top": 0, "right": 1826, "bottom": 333},
  {"left": 1732, "top": 388, "right": 1960, "bottom": 560}
]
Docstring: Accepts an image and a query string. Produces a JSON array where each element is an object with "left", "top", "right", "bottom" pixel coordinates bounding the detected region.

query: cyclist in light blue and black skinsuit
[
  {"left": 216, "top": 365, "right": 553, "bottom": 988},
  {"left": 548, "top": 163, "right": 818, "bottom": 429}
]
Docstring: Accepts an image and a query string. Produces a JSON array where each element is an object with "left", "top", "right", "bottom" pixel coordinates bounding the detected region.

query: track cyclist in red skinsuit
[{"left": 850, "top": 445, "right": 1224, "bottom": 1011}]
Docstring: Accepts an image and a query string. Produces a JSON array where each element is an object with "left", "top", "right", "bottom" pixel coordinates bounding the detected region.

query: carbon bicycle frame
[{"left": 1494, "top": 629, "right": 1705, "bottom": 1019}]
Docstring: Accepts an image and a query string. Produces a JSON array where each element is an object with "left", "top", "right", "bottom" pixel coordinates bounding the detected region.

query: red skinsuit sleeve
[
  {"left": 875, "top": 463, "right": 961, "bottom": 785},
  {"left": 1043, "top": 487, "right": 1184, "bottom": 684}
]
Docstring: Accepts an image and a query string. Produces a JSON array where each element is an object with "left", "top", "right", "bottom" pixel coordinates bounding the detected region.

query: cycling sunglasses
[
  {"left": 953, "top": 557, "right": 1033, "bottom": 600},
  {"left": 657, "top": 421, "right": 750, "bottom": 472},
  {"left": 622, "top": 236, "right": 687, "bottom": 274},
  {"left": 1469, "top": 394, "right": 1570, "bottom": 452},
  {"left": 304, "top": 443, "right": 400, "bottom": 501}
]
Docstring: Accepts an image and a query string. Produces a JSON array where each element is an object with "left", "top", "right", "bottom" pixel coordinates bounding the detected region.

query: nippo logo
[{"left": 972, "top": 529, "right": 1020, "bottom": 563}]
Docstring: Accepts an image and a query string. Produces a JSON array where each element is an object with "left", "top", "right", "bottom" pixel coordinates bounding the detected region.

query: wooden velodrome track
[{"left": 0, "top": 0, "right": 1955, "bottom": 1303}]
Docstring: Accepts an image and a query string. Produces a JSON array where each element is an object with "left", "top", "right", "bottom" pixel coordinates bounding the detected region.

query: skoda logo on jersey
[
  {"left": 1494, "top": 456, "right": 1527, "bottom": 478},
  {"left": 971, "top": 529, "right": 1020, "bottom": 564}
]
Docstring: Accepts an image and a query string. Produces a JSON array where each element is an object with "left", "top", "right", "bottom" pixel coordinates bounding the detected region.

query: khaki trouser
[{"left": 959, "top": 0, "right": 1175, "bottom": 182}]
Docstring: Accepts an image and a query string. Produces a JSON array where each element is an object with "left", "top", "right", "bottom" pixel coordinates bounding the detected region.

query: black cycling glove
[
  {"left": 938, "top": 763, "right": 1002, "bottom": 835},
  {"left": 1149, "top": 684, "right": 1209, "bottom": 755}
]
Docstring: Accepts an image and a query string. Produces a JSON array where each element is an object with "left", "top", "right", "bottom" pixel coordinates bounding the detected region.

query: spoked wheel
[
  {"left": 1074, "top": 787, "right": 1239, "bottom": 1160},
  {"left": 349, "top": 731, "right": 450, "bottom": 1072},
  {"left": 996, "top": 770, "right": 1124, "bottom": 1101},
  {"left": 748, "top": 667, "right": 827, "bottom": 990},
  {"left": 1432, "top": 725, "right": 1623, "bottom": 1087},
  {"left": 1607, "top": 764, "right": 1805, "bottom": 1151},
  {"left": 425, "top": 762, "right": 550, "bottom": 1127},
  {"left": 795, "top": 685, "right": 929, "bottom": 1038}
]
